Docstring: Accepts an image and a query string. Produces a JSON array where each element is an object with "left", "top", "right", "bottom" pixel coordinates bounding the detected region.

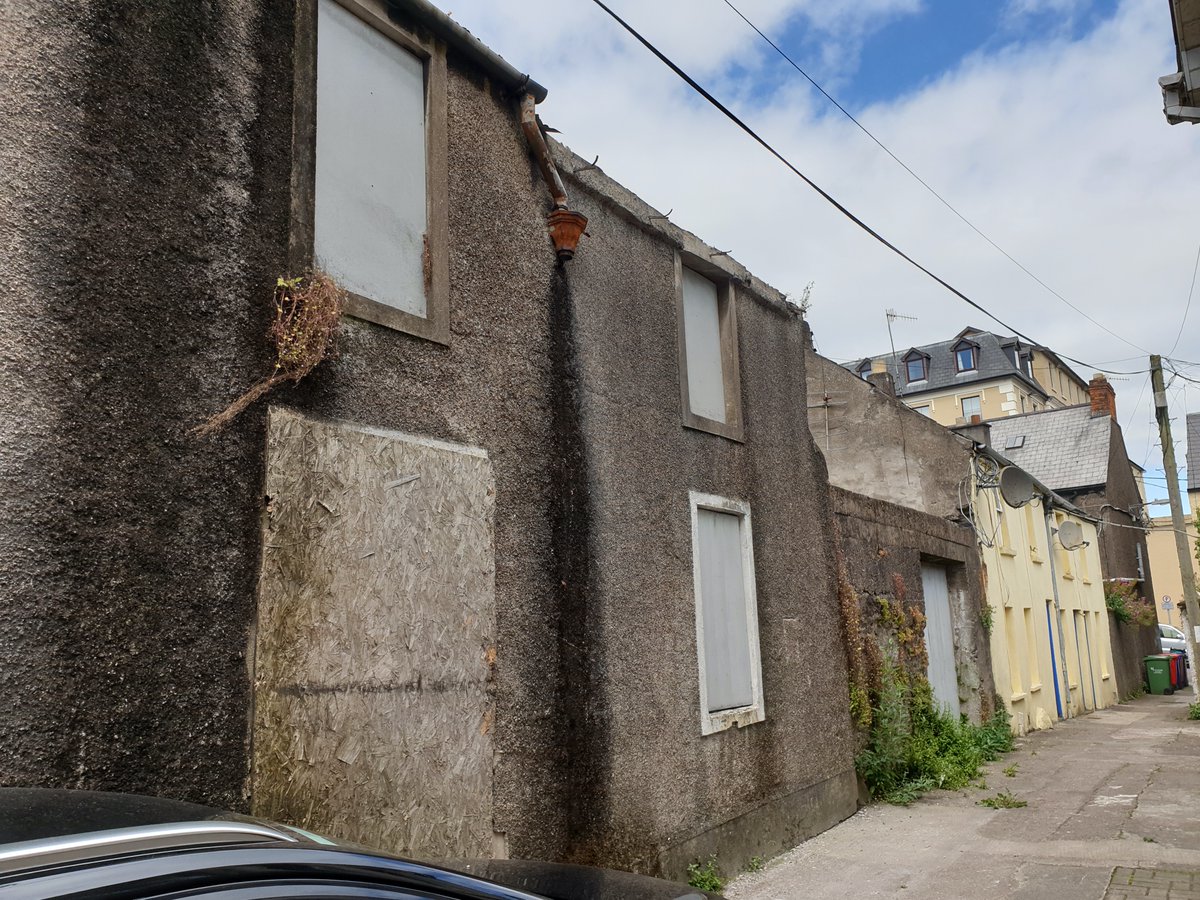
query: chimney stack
[
  {"left": 1088, "top": 373, "right": 1116, "bottom": 418},
  {"left": 866, "top": 358, "right": 896, "bottom": 397}
]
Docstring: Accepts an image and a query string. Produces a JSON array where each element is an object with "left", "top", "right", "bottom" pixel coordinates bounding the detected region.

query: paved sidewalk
[{"left": 728, "top": 693, "right": 1200, "bottom": 900}]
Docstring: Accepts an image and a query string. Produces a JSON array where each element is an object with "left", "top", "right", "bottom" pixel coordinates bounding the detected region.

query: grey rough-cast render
[
  {"left": 0, "top": 0, "right": 857, "bottom": 878},
  {"left": 0, "top": 1, "right": 294, "bottom": 807}
]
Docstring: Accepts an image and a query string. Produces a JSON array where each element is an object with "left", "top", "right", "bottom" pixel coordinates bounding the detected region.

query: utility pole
[{"left": 1151, "top": 354, "right": 1200, "bottom": 693}]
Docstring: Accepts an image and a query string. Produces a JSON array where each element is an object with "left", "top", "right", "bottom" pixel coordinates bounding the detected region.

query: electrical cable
[
  {"left": 720, "top": 0, "right": 1152, "bottom": 358},
  {"left": 1165, "top": 365, "right": 1200, "bottom": 387},
  {"left": 1169, "top": 235, "right": 1200, "bottom": 356},
  {"left": 588, "top": 0, "right": 1148, "bottom": 377}
]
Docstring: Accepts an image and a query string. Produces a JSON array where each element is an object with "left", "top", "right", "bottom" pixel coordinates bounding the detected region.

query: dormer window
[
  {"left": 857, "top": 361, "right": 872, "bottom": 380},
  {"left": 903, "top": 350, "right": 928, "bottom": 383},
  {"left": 953, "top": 339, "right": 978, "bottom": 373}
]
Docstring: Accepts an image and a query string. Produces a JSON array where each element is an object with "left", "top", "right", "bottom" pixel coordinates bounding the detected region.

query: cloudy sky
[{"left": 449, "top": 0, "right": 1200, "bottom": 500}]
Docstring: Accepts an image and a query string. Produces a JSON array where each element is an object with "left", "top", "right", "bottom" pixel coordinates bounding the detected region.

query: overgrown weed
[
  {"left": 855, "top": 666, "right": 1013, "bottom": 805},
  {"left": 686, "top": 856, "right": 723, "bottom": 892},
  {"left": 979, "top": 791, "right": 1027, "bottom": 809}
]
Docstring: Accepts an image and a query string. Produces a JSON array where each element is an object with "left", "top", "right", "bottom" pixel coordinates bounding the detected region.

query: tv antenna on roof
[{"left": 884, "top": 309, "right": 918, "bottom": 383}]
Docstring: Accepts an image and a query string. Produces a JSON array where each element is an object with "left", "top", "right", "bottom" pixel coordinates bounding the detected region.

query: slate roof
[
  {"left": 987, "top": 405, "right": 1112, "bottom": 492},
  {"left": 844, "top": 328, "right": 1048, "bottom": 400},
  {"left": 1188, "top": 412, "right": 1200, "bottom": 492}
]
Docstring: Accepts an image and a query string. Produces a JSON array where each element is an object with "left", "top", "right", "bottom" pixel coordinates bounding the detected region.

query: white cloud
[
  {"left": 1004, "top": 0, "right": 1090, "bottom": 18},
  {"left": 447, "top": 0, "right": 1200, "bottom": 469}
]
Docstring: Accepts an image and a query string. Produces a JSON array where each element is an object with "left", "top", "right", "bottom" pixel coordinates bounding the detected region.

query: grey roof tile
[
  {"left": 1188, "top": 412, "right": 1200, "bottom": 491},
  {"left": 988, "top": 405, "right": 1112, "bottom": 491},
  {"left": 844, "top": 328, "right": 1047, "bottom": 398}
]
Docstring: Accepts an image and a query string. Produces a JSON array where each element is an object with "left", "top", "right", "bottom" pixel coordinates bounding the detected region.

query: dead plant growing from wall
[
  {"left": 833, "top": 522, "right": 873, "bottom": 731},
  {"left": 194, "top": 273, "right": 346, "bottom": 435}
]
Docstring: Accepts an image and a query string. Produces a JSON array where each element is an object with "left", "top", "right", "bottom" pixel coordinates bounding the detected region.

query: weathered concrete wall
[
  {"left": 831, "top": 488, "right": 996, "bottom": 726},
  {"left": 252, "top": 409, "right": 496, "bottom": 857},
  {"left": 0, "top": 1, "right": 293, "bottom": 805},
  {"left": 1107, "top": 611, "right": 1158, "bottom": 698},
  {"left": 806, "top": 350, "right": 973, "bottom": 518},
  {"left": 557, "top": 151, "right": 857, "bottom": 878}
]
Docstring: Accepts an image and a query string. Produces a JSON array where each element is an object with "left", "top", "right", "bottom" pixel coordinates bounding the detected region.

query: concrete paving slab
[{"left": 727, "top": 694, "right": 1200, "bottom": 900}]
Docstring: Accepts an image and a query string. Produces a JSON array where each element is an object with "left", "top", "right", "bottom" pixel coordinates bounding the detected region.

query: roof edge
[{"left": 392, "top": 0, "right": 548, "bottom": 102}]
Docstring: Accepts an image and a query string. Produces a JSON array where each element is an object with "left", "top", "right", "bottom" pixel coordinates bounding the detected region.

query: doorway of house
[{"left": 920, "top": 563, "right": 961, "bottom": 718}]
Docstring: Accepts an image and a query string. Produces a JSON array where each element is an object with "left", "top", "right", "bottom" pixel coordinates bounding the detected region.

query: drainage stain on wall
[{"left": 252, "top": 406, "right": 496, "bottom": 858}]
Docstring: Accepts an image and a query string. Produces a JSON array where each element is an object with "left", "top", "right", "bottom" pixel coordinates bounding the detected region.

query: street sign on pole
[{"left": 1163, "top": 596, "right": 1174, "bottom": 610}]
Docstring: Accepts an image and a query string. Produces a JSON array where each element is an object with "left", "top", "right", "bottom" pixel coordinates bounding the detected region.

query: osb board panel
[{"left": 252, "top": 407, "right": 496, "bottom": 858}]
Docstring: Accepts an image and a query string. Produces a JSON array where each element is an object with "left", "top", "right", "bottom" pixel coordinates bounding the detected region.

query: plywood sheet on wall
[{"left": 252, "top": 407, "right": 496, "bottom": 858}]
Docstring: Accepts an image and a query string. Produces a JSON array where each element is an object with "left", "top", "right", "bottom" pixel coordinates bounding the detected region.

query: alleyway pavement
[{"left": 728, "top": 693, "right": 1200, "bottom": 899}]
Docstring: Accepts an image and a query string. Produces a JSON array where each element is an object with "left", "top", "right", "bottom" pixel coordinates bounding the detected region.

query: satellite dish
[
  {"left": 1058, "top": 520, "right": 1085, "bottom": 551},
  {"left": 998, "top": 466, "right": 1035, "bottom": 508}
]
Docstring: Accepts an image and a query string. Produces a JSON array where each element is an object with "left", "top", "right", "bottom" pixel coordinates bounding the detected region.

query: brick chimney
[{"left": 1088, "top": 373, "right": 1116, "bottom": 418}]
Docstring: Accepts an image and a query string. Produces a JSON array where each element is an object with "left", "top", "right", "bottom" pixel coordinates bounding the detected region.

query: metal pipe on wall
[
  {"left": 519, "top": 93, "right": 587, "bottom": 261},
  {"left": 1044, "top": 505, "right": 1074, "bottom": 719}
]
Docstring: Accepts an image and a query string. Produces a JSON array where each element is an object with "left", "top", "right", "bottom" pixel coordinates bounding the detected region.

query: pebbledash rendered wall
[
  {"left": 554, "top": 146, "right": 857, "bottom": 874},
  {"left": 0, "top": 0, "right": 856, "bottom": 879}
]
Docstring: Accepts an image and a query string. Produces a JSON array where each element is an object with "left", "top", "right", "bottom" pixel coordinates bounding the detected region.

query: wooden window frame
[
  {"left": 291, "top": 0, "right": 451, "bottom": 344},
  {"left": 689, "top": 491, "right": 765, "bottom": 736},
  {"left": 675, "top": 254, "right": 744, "bottom": 441}
]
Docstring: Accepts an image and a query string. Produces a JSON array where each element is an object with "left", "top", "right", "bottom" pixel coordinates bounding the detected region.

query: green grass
[
  {"left": 979, "top": 791, "right": 1027, "bottom": 809},
  {"left": 1003, "top": 763, "right": 1019, "bottom": 778},
  {"left": 1188, "top": 701, "right": 1200, "bottom": 721},
  {"left": 855, "top": 670, "right": 1014, "bottom": 805},
  {"left": 746, "top": 856, "right": 765, "bottom": 873},
  {"left": 686, "top": 856, "right": 723, "bottom": 892}
]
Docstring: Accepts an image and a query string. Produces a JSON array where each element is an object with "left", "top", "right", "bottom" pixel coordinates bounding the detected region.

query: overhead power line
[
  {"left": 588, "top": 0, "right": 1146, "bottom": 377},
  {"left": 719, "top": 0, "right": 1150, "bottom": 358},
  {"left": 1169, "top": 236, "right": 1200, "bottom": 356}
]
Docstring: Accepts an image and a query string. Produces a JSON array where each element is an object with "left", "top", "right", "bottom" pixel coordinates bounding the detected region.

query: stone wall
[{"left": 831, "top": 487, "right": 996, "bottom": 727}]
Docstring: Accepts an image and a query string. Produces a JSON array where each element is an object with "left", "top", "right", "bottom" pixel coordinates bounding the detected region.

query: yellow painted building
[
  {"left": 1030, "top": 348, "right": 1089, "bottom": 408},
  {"left": 1147, "top": 508, "right": 1200, "bottom": 627},
  {"left": 905, "top": 379, "right": 1049, "bottom": 426},
  {"left": 973, "top": 477, "right": 1118, "bottom": 734}
]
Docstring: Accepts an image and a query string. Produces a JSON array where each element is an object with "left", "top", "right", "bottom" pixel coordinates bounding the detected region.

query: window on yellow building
[
  {"left": 998, "top": 506, "right": 1016, "bottom": 556},
  {"left": 1024, "top": 504, "right": 1042, "bottom": 562},
  {"left": 1054, "top": 512, "right": 1074, "bottom": 579},
  {"left": 1004, "top": 607, "right": 1024, "bottom": 699},
  {"left": 1024, "top": 607, "right": 1041, "bottom": 692}
]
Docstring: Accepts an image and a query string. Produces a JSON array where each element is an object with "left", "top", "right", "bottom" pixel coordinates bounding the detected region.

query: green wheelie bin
[{"left": 1145, "top": 655, "right": 1174, "bottom": 695}]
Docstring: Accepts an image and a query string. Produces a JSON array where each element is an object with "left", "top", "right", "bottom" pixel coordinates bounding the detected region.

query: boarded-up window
[
  {"left": 690, "top": 492, "right": 764, "bottom": 734},
  {"left": 315, "top": 0, "right": 428, "bottom": 317},
  {"left": 682, "top": 267, "right": 727, "bottom": 423}
]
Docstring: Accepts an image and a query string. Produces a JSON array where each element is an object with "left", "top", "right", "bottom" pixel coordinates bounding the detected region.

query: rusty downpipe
[{"left": 520, "top": 93, "right": 587, "bottom": 261}]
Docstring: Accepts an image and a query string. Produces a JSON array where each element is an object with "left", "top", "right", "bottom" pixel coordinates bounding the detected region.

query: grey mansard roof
[{"left": 843, "top": 328, "right": 1063, "bottom": 400}]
